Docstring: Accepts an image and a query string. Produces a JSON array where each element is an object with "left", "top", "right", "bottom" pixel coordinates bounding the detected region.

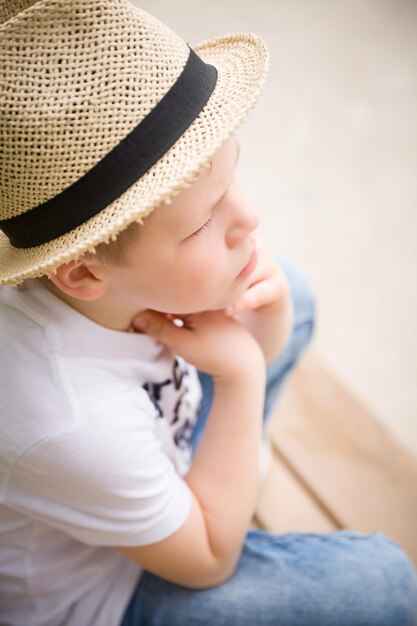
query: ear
[{"left": 48, "top": 259, "right": 109, "bottom": 301}]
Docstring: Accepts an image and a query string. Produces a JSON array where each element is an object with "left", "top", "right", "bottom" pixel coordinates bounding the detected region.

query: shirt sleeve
[{"left": 5, "top": 391, "right": 193, "bottom": 547}]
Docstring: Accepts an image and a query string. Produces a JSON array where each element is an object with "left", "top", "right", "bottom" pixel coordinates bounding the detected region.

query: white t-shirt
[{"left": 0, "top": 280, "right": 202, "bottom": 626}]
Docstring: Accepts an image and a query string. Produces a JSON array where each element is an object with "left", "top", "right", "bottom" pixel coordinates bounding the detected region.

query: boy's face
[{"left": 100, "top": 136, "right": 260, "bottom": 314}]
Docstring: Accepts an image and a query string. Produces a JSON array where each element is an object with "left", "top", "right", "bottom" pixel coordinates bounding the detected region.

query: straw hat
[{"left": 0, "top": 0, "right": 269, "bottom": 286}]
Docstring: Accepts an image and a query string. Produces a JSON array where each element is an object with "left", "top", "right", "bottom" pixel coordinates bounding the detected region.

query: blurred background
[{"left": 134, "top": 0, "right": 417, "bottom": 458}]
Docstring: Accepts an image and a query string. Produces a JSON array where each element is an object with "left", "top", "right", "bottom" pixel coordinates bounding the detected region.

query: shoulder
[{"left": 6, "top": 394, "right": 191, "bottom": 547}]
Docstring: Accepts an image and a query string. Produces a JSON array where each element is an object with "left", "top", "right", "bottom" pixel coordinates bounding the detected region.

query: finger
[
  {"left": 226, "top": 279, "right": 280, "bottom": 315},
  {"left": 165, "top": 312, "right": 193, "bottom": 328},
  {"left": 132, "top": 310, "right": 191, "bottom": 349}
]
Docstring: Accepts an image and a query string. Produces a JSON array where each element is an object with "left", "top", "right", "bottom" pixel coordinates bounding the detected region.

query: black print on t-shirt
[
  {"left": 172, "top": 358, "right": 187, "bottom": 391},
  {"left": 142, "top": 358, "right": 198, "bottom": 451},
  {"left": 142, "top": 379, "right": 171, "bottom": 417}
]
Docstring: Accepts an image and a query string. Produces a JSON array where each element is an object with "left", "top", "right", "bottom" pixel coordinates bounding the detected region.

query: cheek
[
  {"left": 174, "top": 249, "right": 229, "bottom": 302},
  {"left": 127, "top": 240, "right": 235, "bottom": 312},
  {"left": 178, "top": 253, "right": 220, "bottom": 292}
]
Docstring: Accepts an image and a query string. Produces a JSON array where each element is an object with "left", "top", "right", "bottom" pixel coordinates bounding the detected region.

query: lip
[{"left": 237, "top": 249, "right": 258, "bottom": 279}]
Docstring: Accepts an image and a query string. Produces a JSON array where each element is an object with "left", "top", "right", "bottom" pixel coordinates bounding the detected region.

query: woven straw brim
[{"left": 0, "top": 32, "right": 269, "bottom": 286}]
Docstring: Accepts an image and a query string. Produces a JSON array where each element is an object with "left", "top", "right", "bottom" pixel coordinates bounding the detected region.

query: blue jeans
[{"left": 121, "top": 255, "right": 417, "bottom": 626}]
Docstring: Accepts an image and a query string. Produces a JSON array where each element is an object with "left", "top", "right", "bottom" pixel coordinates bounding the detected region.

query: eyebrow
[{"left": 207, "top": 141, "right": 241, "bottom": 213}]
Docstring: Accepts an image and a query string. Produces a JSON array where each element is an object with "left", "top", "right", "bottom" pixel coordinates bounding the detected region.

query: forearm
[{"left": 184, "top": 360, "right": 265, "bottom": 574}]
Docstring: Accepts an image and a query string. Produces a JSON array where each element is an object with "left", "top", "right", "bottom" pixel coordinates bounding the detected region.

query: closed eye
[
  {"left": 191, "top": 216, "right": 213, "bottom": 237},
  {"left": 190, "top": 186, "right": 231, "bottom": 238},
  {"left": 187, "top": 140, "right": 240, "bottom": 240}
]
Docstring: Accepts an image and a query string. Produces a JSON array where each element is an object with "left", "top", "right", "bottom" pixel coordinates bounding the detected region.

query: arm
[
  {"left": 225, "top": 235, "right": 295, "bottom": 365},
  {"left": 118, "top": 309, "right": 266, "bottom": 589}
]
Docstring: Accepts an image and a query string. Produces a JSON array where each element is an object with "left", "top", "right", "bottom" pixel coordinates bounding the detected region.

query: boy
[{"left": 1, "top": 2, "right": 416, "bottom": 625}]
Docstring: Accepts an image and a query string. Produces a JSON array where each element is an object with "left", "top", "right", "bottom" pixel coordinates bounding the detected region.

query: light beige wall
[{"left": 134, "top": 0, "right": 417, "bottom": 457}]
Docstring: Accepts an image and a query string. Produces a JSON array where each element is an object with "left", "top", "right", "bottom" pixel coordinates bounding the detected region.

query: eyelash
[
  {"left": 191, "top": 216, "right": 213, "bottom": 237},
  {"left": 191, "top": 187, "right": 231, "bottom": 238}
]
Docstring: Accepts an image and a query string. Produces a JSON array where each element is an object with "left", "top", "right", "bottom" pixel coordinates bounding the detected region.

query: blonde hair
[
  {"left": 33, "top": 219, "right": 140, "bottom": 292},
  {"left": 82, "top": 219, "right": 141, "bottom": 268}
]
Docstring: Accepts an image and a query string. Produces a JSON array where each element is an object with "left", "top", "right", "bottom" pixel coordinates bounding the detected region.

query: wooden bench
[{"left": 253, "top": 348, "right": 417, "bottom": 567}]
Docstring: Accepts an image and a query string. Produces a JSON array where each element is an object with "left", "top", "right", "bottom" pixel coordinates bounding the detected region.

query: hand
[
  {"left": 131, "top": 308, "right": 265, "bottom": 383},
  {"left": 222, "top": 236, "right": 294, "bottom": 365},
  {"left": 224, "top": 235, "right": 290, "bottom": 317}
]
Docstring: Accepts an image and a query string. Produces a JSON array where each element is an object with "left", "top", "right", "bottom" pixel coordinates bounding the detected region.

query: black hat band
[{"left": 0, "top": 45, "right": 218, "bottom": 248}]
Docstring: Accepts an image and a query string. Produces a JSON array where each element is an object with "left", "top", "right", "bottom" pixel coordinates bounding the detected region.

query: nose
[{"left": 225, "top": 181, "right": 260, "bottom": 249}]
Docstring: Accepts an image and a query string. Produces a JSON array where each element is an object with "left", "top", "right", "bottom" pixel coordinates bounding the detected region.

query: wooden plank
[
  {"left": 253, "top": 452, "right": 338, "bottom": 533},
  {"left": 268, "top": 349, "right": 417, "bottom": 565}
]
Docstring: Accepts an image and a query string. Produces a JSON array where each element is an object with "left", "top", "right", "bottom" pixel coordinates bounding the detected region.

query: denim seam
[
  {"left": 246, "top": 531, "right": 385, "bottom": 545},
  {"left": 294, "top": 312, "right": 315, "bottom": 326}
]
